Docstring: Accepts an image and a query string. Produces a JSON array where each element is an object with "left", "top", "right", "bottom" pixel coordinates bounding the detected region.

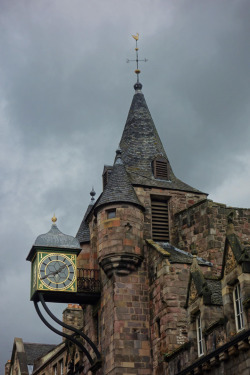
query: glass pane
[{"left": 107, "top": 210, "right": 116, "bottom": 219}]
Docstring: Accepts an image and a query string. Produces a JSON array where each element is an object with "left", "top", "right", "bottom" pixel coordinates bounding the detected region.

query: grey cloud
[{"left": 1, "top": 0, "right": 250, "bottom": 370}]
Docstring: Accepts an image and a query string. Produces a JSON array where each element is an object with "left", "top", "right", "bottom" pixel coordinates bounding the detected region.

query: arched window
[{"left": 153, "top": 156, "right": 169, "bottom": 180}]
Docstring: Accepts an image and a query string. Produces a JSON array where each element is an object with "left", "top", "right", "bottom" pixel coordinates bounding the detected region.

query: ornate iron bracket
[{"left": 34, "top": 293, "right": 101, "bottom": 373}]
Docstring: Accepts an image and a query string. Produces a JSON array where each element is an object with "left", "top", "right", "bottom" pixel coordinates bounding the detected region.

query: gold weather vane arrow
[{"left": 127, "top": 33, "right": 148, "bottom": 85}]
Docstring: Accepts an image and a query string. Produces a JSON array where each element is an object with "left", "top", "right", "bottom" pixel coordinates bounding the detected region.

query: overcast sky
[{"left": 1, "top": 0, "right": 250, "bottom": 370}]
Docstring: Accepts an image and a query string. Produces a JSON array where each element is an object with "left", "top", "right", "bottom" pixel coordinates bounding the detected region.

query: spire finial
[
  {"left": 126, "top": 33, "right": 148, "bottom": 91},
  {"left": 51, "top": 214, "right": 57, "bottom": 224},
  {"left": 115, "top": 147, "right": 123, "bottom": 165},
  {"left": 90, "top": 187, "right": 96, "bottom": 204}
]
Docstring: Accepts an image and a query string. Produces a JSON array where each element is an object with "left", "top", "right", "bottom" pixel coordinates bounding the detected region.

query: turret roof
[
  {"left": 119, "top": 86, "right": 204, "bottom": 193},
  {"left": 76, "top": 189, "right": 96, "bottom": 243},
  {"left": 76, "top": 204, "right": 92, "bottom": 243},
  {"left": 95, "top": 149, "right": 144, "bottom": 212},
  {"left": 33, "top": 223, "right": 81, "bottom": 249}
]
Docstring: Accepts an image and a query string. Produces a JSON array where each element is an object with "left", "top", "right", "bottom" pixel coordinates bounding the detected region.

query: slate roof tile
[
  {"left": 156, "top": 242, "right": 212, "bottom": 266},
  {"left": 95, "top": 151, "right": 144, "bottom": 212},
  {"left": 119, "top": 89, "right": 205, "bottom": 194},
  {"left": 76, "top": 204, "right": 93, "bottom": 243},
  {"left": 23, "top": 343, "right": 56, "bottom": 364}
]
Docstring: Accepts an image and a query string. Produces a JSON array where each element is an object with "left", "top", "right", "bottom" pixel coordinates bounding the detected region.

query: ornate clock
[
  {"left": 37, "top": 252, "right": 77, "bottom": 291},
  {"left": 27, "top": 216, "right": 81, "bottom": 302}
]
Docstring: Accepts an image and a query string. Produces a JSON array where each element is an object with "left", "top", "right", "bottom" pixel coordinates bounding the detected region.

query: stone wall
[
  {"left": 174, "top": 201, "right": 250, "bottom": 275},
  {"left": 62, "top": 304, "right": 84, "bottom": 338},
  {"left": 81, "top": 263, "right": 151, "bottom": 375},
  {"left": 96, "top": 204, "right": 144, "bottom": 262},
  {"left": 134, "top": 186, "right": 206, "bottom": 241},
  {"left": 147, "top": 242, "right": 214, "bottom": 375},
  {"left": 167, "top": 343, "right": 250, "bottom": 375}
]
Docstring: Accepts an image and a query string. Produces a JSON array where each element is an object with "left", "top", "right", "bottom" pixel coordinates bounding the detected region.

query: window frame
[
  {"left": 233, "top": 283, "right": 244, "bottom": 332},
  {"left": 196, "top": 314, "right": 204, "bottom": 357},
  {"left": 107, "top": 209, "right": 116, "bottom": 219},
  {"left": 53, "top": 364, "right": 57, "bottom": 375},
  {"left": 59, "top": 359, "right": 63, "bottom": 375}
]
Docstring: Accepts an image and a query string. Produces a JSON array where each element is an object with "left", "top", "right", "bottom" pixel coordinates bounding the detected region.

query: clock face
[{"left": 38, "top": 253, "right": 76, "bottom": 291}]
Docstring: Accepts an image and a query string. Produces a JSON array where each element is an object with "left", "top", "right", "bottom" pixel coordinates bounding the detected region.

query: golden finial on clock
[{"left": 51, "top": 214, "right": 57, "bottom": 223}]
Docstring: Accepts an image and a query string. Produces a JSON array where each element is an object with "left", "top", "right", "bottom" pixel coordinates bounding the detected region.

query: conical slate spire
[
  {"left": 119, "top": 89, "right": 204, "bottom": 193},
  {"left": 95, "top": 149, "right": 144, "bottom": 212}
]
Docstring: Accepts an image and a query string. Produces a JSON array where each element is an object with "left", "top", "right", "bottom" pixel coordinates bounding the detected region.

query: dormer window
[
  {"left": 102, "top": 166, "right": 113, "bottom": 190},
  {"left": 234, "top": 283, "right": 244, "bottom": 332},
  {"left": 153, "top": 157, "right": 169, "bottom": 180}
]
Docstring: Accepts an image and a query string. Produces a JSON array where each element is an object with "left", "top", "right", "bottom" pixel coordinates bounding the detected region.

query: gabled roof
[
  {"left": 95, "top": 149, "right": 144, "bottom": 212},
  {"left": 119, "top": 87, "right": 204, "bottom": 194},
  {"left": 24, "top": 343, "right": 56, "bottom": 364},
  {"left": 221, "top": 215, "right": 250, "bottom": 277},
  {"left": 186, "top": 254, "right": 222, "bottom": 307},
  {"left": 9, "top": 338, "right": 57, "bottom": 375}
]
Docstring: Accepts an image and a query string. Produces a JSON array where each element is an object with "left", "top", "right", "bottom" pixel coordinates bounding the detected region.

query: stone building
[
  {"left": 6, "top": 337, "right": 56, "bottom": 375},
  {"left": 6, "top": 78, "right": 250, "bottom": 375},
  {"left": 73, "top": 80, "right": 250, "bottom": 374}
]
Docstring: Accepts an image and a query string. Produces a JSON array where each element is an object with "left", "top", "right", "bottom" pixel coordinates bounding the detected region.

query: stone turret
[{"left": 95, "top": 149, "right": 144, "bottom": 277}]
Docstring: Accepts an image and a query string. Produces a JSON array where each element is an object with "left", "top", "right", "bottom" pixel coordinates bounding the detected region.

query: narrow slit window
[
  {"left": 156, "top": 317, "right": 161, "bottom": 338},
  {"left": 151, "top": 197, "right": 169, "bottom": 242},
  {"left": 234, "top": 283, "right": 244, "bottom": 332}
]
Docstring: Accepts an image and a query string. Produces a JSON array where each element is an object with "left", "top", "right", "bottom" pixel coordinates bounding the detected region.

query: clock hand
[
  {"left": 41, "top": 264, "right": 67, "bottom": 280},
  {"left": 41, "top": 270, "right": 57, "bottom": 280}
]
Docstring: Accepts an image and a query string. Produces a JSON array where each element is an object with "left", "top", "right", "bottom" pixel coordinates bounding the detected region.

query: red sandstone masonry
[
  {"left": 173, "top": 200, "right": 250, "bottom": 276},
  {"left": 96, "top": 204, "right": 144, "bottom": 262},
  {"left": 134, "top": 187, "right": 206, "bottom": 241}
]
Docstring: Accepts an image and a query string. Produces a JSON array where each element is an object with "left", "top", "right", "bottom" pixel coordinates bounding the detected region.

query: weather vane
[{"left": 127, "top": 33, "right": 148, "bottom": 84}]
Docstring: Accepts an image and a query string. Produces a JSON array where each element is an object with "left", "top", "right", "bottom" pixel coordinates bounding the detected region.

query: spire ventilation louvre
[
  {"left": 151, "top": 198, "right": 169, "bottom": 242},
  {"left": 153, "top": 157, "right": 169, "bottom": 180}
]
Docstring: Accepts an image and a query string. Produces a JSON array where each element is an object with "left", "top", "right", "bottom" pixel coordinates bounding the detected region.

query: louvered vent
[
  {"left": 151, "top": 198, "right": 169, "bottom": 242},
  {"left": 153, "top": 157, "right": 168, "bottom": 180}
]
